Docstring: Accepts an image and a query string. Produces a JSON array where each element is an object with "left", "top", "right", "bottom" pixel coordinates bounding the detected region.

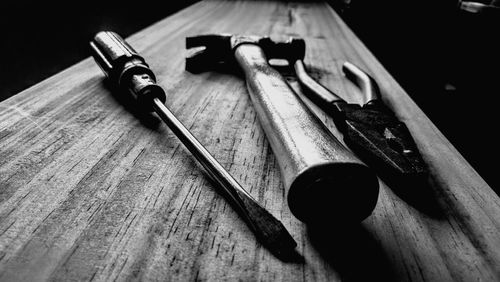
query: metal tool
[
  {"left": 293, "top": 60, "right": 428, "bottom": 183},
  {"left": 458, "top": 1, "right": 500, "bottom": 14},
  {"left": 186, "top": 34, "right": 379, "bottom": 224},
  {"left": 89, "top": 31, "right": 297, "bottom": 259}
]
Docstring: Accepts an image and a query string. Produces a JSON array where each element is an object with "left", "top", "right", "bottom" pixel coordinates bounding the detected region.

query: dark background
[
  {"left": 337, "top": 0, "right": 499, "bottom": 193},
  {"left": 0, "top": 2, "right": 198, "bottom": 99},
  {"left": 1, "top": 1, "right": 498, "bottom": 192}
]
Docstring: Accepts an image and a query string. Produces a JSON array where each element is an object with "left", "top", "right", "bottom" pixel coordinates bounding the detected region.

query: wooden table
[{"left": 1, "top": 1, "right": 499, "bottom": 281}]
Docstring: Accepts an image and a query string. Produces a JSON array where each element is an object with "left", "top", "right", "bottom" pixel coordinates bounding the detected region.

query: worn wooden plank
[{"left": 0, "top": 0, "right": 499, "bottom": 281}]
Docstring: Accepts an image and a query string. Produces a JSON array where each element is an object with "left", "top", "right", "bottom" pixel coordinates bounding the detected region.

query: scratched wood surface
[{"left": 1, "top": 1, "right": 499, "bottom": 281}]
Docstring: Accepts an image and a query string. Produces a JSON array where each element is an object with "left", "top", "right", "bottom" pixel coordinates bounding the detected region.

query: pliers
[{"left": 293, "top": 60, "right": 428, "bottom": 182}]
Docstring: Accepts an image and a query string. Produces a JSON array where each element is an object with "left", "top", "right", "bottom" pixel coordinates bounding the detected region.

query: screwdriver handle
[{"left": 90, "top": 31, "right": 166, "bottom": 110}]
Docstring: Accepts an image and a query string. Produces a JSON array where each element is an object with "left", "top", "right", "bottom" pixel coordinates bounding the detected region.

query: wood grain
[{"left": 1, "top": 1, "right": 499, "bottom": 281}]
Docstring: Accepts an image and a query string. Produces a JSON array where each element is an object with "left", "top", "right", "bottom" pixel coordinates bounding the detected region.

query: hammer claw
[
  {"left": 185, "top": 34, "right": 233, "bottom": 73},
  {"left": 185, "top": 48, "right": 209, "bottom": 73}
]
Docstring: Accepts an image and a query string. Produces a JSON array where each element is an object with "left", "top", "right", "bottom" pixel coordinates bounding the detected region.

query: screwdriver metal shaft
[
  {"left": 152, "top": 97, "right": 247, "bottom": 200},
  {"left": 152, "top": 97, "right": 297, "bottom": 257},
  {"left": 90, "top": 31, "right": 297, "bottom": 259}
]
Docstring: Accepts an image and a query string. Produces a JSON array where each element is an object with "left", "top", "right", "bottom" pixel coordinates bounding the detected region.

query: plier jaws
[{"left": 293, "top": 60, "right": 427, "bottom": 181}]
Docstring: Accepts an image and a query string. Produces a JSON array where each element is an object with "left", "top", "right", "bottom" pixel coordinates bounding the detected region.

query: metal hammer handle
[{"left": 234, "top": 44, "right": 379, "bottom": 224}]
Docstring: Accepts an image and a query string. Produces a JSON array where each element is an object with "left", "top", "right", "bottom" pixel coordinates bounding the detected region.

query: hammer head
[{"left": 185, "top": 34, "right": 305, "bottom": 73}]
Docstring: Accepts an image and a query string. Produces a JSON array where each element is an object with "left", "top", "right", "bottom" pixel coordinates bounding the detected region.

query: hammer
[{"left": 186, "top": 34, "right": 380, "bottom": 224}]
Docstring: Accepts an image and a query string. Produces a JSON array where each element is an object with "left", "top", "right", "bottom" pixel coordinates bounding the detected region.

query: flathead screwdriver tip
[{"left": 235, "top": 192, "right": 301, "bottom": 262}]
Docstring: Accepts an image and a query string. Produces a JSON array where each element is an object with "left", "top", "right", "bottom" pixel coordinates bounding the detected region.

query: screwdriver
[{"left": 89, "top": 31, "right": 297, "bottom": 259}]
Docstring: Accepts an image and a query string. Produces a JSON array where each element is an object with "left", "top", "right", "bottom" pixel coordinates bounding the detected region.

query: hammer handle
[{"left": 234, "top": 44, "right": 379, "bottom": 223}]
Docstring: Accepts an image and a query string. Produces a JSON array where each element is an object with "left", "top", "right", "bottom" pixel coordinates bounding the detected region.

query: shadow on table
[
  {"left": 380, "top": 173, "right": 445, "bottom": 220},
  {"left": 307, "top": 223, "right": 396, "bottom": 281}
]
